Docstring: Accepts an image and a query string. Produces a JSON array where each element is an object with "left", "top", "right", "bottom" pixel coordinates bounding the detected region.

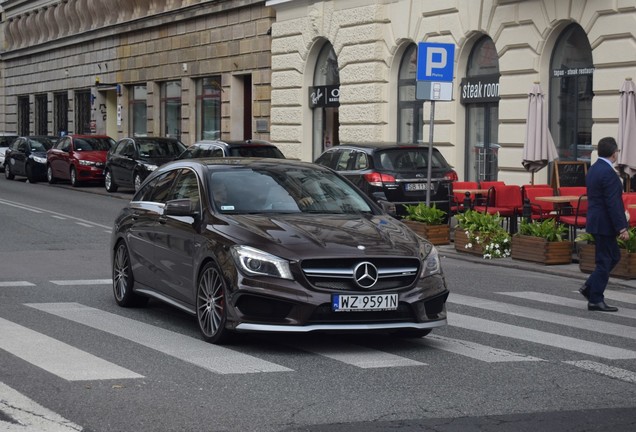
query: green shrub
[
  {"left": 518, "top": 218, "right": 567, "bottom": 242},
  {"left": 576, "top": 228, "right": 636, "bottom": 253},
  {"left": 403, "top": 203, "right": 446, "bottom": 225},
  {"left": 455, "top": 210, "right": 511, "bottom": 259}
]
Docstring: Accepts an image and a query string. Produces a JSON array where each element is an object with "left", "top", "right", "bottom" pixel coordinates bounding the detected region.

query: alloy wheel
[
  {"left": 105, "top": 170, "right": 118, "bottom": 192},
  {"left": 47, "top": 165, "right": 56, "bottom": 184},
  {"left": 112, "top": 242, "right": 146, "bottom": 307},
  {"left": 134, "top": 173, "right": 142, "bottom": 192},
  {"left": 197, "top": 262, "right": 230, "bottom": 344},
  {"left": 70, "top": 167, "right": 78, "bottom": 187}
]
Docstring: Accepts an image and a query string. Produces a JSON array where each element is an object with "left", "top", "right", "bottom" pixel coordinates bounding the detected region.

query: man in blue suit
[{"left": 580, "top": 137, "right": 629, "bottom": 312}]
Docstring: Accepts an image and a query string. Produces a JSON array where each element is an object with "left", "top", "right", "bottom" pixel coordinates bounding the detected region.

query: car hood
[
  {"left": 31, "top": 151, "right": 48, "bottom": 159},
  {"left": 212, "top": 213, "right": 425, "bottom": 260},
  {"left": 74, "top": 151, "right": 108, "bottom": 162}
]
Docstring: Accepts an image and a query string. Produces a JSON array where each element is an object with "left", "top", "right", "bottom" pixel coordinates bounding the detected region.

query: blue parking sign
[{"left": 417, "top": 42, "right": 455, "bottom": 82}]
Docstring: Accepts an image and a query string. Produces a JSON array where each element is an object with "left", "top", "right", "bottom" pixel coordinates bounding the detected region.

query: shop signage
[
  {"left": 552, "top": 67, "right": 595, "bottom": 77},
  {"left": 459, "top": 74, "right": 500, "bottom": 104},
  {"left": 309, "top": 85, "right": 340, "bottom": 108}
]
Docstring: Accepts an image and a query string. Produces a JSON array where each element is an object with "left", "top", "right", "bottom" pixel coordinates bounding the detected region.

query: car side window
[
  {"left": 352, "top": 152, "right": 368, "bottom": 170},
  {"left": 18, "top": 140, "right": 29, "bottom": 153},
  {"left": 335, "top": 149, "right": 355, "bottom": 171},
  {"left": 169, "top": 169, "right": 201, "bottom": 210},
  {"left": 11, "top": 138, "right": 23, "bottom": 150},
  {"left": 148, "top": 170, "right": 179, "bottom": 203}
]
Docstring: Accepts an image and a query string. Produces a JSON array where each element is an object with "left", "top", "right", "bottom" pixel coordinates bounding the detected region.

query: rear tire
[
  {"left": 47, "top": 165, "right": 57, "bottom": 184},
  {"left": 105, "top": 169, "right": 118, "bottom": 192}
]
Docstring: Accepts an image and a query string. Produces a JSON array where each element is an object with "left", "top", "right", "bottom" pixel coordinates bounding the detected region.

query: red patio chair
[
  {"left": 622, "top": 193, "right": 636, "bottom": 228},
  {"left": 450, "top": 181, "right": 479, "bottom": 214},
  {"left": 474, "top": 184, "right": 523, "bottom": 232},
  {"left": 476, "top": 181, "right": 506, "bottom": 206},
  {"left": 522, "top": 186, "right": 557, "bottom": 221},
  {"left": 558, "top": 194, "right": 587, "bottom": 239}
]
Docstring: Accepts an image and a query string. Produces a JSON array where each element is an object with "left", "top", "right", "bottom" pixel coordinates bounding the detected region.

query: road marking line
[
  {"left": 26, "top": 302, "right": 292, "bottom": 375},
  {"left": 448, "top": 312, "right": 636, "bottom": 360},
  {"left": 0, "top": 317, "right": 143, "bottom": 381},
  {"left": 50, "top": 279, "right": 112, "bottom": 286},
  {"left": 290, "top": 339, "right": 425, "bottom": 368},
  {"left": 498, "top": 291, "right": 636, "bottom": 320},
  {"left": 0, "top": 199, "right": 42, "bottom": 213},
  {"left": 451, "top": 294, "right": 636, "bottom": 340},
  {"left": 51, "top": 215, "right": 66, "bottom": 220},
  {"left": 75, "top": 222, "right": 94, "bottom": 228},
  {"left": 422, "top": 334, "right": 543, "bottom": 363},
  {"left": 0, "top": 382, "right": 84, "bottom": 431},
  {"left": 0, "top": 281, "right": 35, "bottom": 287},
  {"left": 0, "top": 198, "right": 111, "bottom": 229},
  {"left": 564, "top": 360, "right": 636, "bottom": 384}
]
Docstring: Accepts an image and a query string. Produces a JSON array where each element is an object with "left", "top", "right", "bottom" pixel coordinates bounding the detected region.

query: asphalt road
[{"left": 1, "top": 177, "right": 635, "bottom": 432}]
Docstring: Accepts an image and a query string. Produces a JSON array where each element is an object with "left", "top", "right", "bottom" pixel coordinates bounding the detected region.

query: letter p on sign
[{"left": 417, "top": 42, "right": 455, "bottom": 82}]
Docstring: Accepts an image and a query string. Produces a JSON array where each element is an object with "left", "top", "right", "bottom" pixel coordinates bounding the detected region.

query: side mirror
[
  {"left": 377, "top": 200, "right": 396, "bottom": 217},
  {"left": 164, "top": 199, "right": 197, "bottom": 217}
]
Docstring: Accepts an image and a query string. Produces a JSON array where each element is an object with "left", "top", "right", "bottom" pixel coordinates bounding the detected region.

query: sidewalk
[{"left": 437, "top": 242, "right": 636, "bottom": 290}]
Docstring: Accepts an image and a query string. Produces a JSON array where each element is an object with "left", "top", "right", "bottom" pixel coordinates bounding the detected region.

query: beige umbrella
[
  {"left": 522, "top": 82, "right": 559, "bottom": 184},
  {"left": 617, "top": 77, "right": 636, "bottom": 178}
]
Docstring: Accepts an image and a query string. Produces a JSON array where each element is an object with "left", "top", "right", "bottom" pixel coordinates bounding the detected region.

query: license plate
[
  {"left": 405, "top": 183, "right": 429, "bottom": 191},
  {"left": 332, "top": 293, "right": 398, "bottom": 312}
]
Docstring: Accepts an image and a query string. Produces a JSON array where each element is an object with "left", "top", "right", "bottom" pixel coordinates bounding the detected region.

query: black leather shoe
[
  {"left": 588, "top": 301, "right": 618, "bottom": 312},
  {"left": 578, "top": 284, "right": 590, "bottom": 300}
]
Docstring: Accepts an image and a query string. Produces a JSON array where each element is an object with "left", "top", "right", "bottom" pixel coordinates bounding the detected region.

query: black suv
[
  {"left": 315, "top": 143, "right": 457, "bottom": 218},
  {"left": 177, "top": 139, "right": 286, "bottom": 159}
]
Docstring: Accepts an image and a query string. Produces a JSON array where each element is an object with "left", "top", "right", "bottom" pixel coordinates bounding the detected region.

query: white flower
[{"left": 466, "top": 243, "right": 472, "bottom": 249}]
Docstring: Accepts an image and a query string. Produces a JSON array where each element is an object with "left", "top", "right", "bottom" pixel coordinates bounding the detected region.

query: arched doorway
[
  {"left": 310, "top": 43, "right": 340, "bottom": 158},
  {"left": 549, "top": 24, "right": 594, "bottom": 164},
  {"left": 460, "top": 36, "right": 500, "bottom": 182},
  {"left": 397, "top": 43, "right": 422, "bottom": 143}
]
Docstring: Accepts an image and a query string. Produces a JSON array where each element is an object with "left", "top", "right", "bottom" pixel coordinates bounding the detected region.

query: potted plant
[
  {"left": 402, "top": 203, "right": 450, "bottom": 245},
  {"left": 511, "top": 218, "right": 573, "bottom": 265},
  {"left": 576, "top": 229, "right": 636, "bottom": 279},
  {"left": 454, "top": 210, "right": 511, "bottom": 259}
]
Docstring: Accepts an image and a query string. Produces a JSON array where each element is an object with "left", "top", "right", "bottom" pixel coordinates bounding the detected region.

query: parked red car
[{"left": 47, "top": 135, "right": 115, "bottom": 186}]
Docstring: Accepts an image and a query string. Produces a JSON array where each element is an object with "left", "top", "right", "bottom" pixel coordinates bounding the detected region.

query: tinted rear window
[
  {"left": 228, "top": 146, "right": 285, "bottom": 158},
  {"left": 375, "top": 149, "right": 448, "bottom": 172}
]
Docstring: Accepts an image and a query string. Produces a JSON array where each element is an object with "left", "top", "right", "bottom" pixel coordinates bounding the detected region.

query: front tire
[
  {"left": 47, "top": 165, "right": 57, "bottom": 184},
  {"left": 112, "top": 241, "right": 148, "bottom": 307},
  {"left": 26, "top": 164, "right": 37, "bottom": 183},
  {"left": 70, "top": 167, "right": 80, "bottom": 187},
  {"left": 105, "top": 169, "right": 118, "bottom": 192},
  {"left": 197, "top": 261, "right": 232, "bottom": 344},
  {"left": 133, "top": 172, "right": 142, "bottom": 192},
  {"left": 4, "top": 163, "right": 13, "bottom": 180}
]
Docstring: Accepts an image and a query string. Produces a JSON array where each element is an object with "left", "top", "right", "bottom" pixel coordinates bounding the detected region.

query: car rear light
[
  {"left": 444, "top": 170, "right": 458, "bottom": 182},
  {"left": 364, "top": 172, "right": 396, "bottom": 186}
]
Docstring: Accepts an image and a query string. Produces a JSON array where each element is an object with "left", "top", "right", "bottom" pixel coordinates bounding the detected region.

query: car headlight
[
  {"left": 230, "top": 245, "right": 293, "bottom": 280},
  {"left": 31, "top": 155, "right": 47, "bottom": 164},
  {"left": 140, "top": 162, "right": 158, "bottom": 172},
  {"left": 419, "top": 241, "right": 441, "bottom": 278},
  {"left": 79, "top": 160, "right": 97, "bottom": 166}
]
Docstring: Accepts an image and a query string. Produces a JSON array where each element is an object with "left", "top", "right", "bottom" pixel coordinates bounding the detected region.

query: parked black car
[
  {"left": 315, "top": 143, "right": 458, "bottom": 219},
  {"left": 111, "top": 158, "right": 449, "bottom": 344},
  {"left": 4, "top": 136, "right": 57, "bottom": 183},
  {"left": 104, "top": 137, "right": 186, "bottom": 192},
  {"left": 177, "top": 139, "right": 286, "bottom": 159}
]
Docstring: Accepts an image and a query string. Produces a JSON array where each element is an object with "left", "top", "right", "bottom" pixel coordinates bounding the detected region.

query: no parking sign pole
[{"left": 416, "top": 42, "right": 455, "bottom": 206}]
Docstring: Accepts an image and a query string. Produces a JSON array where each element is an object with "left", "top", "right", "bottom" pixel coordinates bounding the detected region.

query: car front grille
[{"left": 301, "top": 258, "right": 420, "bottom": 291}]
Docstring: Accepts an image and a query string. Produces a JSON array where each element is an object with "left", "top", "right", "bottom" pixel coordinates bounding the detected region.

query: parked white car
[{"left": 0, "top": 133, "right": 19, "bottom": 172}]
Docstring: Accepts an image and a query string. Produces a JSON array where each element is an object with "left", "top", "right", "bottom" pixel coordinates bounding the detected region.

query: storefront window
[
  {"left": 18, "top": 96, "right": 29, "bottom": 136},
  {"left": 129, "top": 85, "right": 147, "bottom": 137},
  {"left": 75, "top": 90, "right": 91, "bottom": 134},
  {"left": 161, "top": 81, "right": 181, "bottom": 139},
  {"left": 550, "top": 24, "right": 593, "bottom": 164},
  {"left": 398, "top": 44, "right": 421, "bottom": 143},
  {"left": 197, "top": 77, "right": 222, "bottom": 140},
  {"left": 460, "top": 37, "right": 500, "bottom": 181},
  {"left": 311, "top": 43, "right": 340, "bottom": 158}
]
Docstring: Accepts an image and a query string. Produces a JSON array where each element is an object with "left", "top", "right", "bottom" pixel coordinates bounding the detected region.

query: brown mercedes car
[{"left": 111, "top": 158, "right": 449, "bottom": 344}]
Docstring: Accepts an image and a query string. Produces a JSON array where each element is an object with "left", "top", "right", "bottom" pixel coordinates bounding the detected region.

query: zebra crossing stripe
[
  {"left": 0, "top": 382, "right": 84, "bottom": 431},
  {"left": 498, "top": 291, "right": 636, "bottom": 320},
  {"left": 447, "top": 312, "right": 636, "bottom": 360},
  {"left": 422, "top": 334, "right": 543, "bottom": 362},
  {"left": 0, "top": 281, "right": 35, "bottom": 287},
  {"left": 290, "top": 339, "right": 425, "bottom": 368},
  {"left": 50, "top": 279, "right": 112, "bottom": 286},
  {"left": 26, "top": 302, "right": 292, "bottom": 375},
  {"left": 564, "top": 360, "right": 636, "bottom": 384},
  {"left": 451, "top": 294, "right": 636, "bottom": 340},
  {"left": 0, "top": 317, "right": 143, "bottom": 381}
]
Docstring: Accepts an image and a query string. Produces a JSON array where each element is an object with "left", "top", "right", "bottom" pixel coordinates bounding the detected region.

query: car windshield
[
  {"left": 209, "top": 166, "right": 373, "bottom": 214},
  {"left": 75, "top": 138, "right": 114, "bottom": 151},
  {"left": 30, "top": 138, "right": 54, "bottom": 151},
  {"left": 228, "top": 146, "right": 285, "bottom": 158},
  {"left": 138, "top": 140, "right": 186, "bottom": 157},
  {"left": 375, "top": 148, "right": 448, "bottom": 172}
]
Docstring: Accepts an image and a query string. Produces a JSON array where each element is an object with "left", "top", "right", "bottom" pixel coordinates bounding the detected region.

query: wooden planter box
[
  {"left": 453, "top": 228, "right": 484, "bottom": 256},
  {"left": 578, "top": 242, "right": 636, "bottom": 279},
  {"left": 402, "top": 221, "right": 450, "bottom": 245},
  {"left": 511, "top": 235, "right": 573, "bottom": 265}
]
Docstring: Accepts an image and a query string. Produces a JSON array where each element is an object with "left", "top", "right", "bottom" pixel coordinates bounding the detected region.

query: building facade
[
  {"left": 1, "top": 0, "right": 635, "bottom": 184},
  {"left": 266, "top": 0, "right": 636, "bottom": 185},
  {"left": 0, "top": 0, "right": 276, "bottom": 149}
]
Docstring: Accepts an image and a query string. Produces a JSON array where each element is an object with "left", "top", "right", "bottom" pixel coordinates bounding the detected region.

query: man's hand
[
  {"left": 298, "top": 197, "right": 315, "bottom": 208},
  {"left": 619, "top": 229, "right": 630, "bottom": 241}
]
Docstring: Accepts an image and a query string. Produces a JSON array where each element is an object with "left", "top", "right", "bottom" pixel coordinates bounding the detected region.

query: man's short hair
[{"left": 598, "top": 137, "right": 618, "bottom": 158}]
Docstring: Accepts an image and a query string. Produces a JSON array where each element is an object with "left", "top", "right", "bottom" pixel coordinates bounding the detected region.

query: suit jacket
[{"left": 585, "top": 158, "right": 627, "bottom": 236}]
